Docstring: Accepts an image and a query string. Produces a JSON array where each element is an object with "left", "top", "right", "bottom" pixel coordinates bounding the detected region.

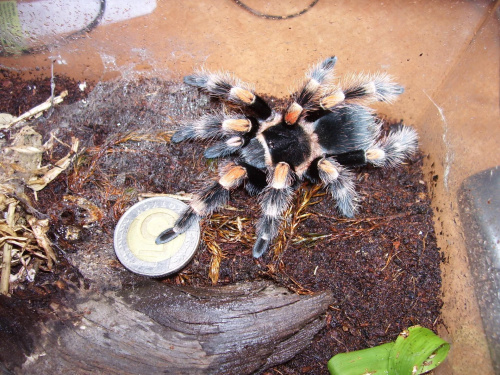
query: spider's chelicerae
[{"left": 156, "top": 56, "right": 418, "bottom": 258}]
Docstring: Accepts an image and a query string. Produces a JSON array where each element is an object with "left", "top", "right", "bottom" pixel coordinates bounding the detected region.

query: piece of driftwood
[{"left": 0, "top": 281, "right": 333, "bottom": 374}]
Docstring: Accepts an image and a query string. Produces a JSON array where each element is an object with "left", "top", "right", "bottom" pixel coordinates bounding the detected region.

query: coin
[{"left": 113, "top": 197, "right": 200, "bottom": 277}]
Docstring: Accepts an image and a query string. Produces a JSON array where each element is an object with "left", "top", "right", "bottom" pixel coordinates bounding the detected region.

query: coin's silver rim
[{"left": 113, "top": 197, "right": 200, "bottom": 277}]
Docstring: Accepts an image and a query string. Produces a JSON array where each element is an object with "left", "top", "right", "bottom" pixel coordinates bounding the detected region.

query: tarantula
[{"left": 156, "top": 56, "right": 418, "bottom": 258}]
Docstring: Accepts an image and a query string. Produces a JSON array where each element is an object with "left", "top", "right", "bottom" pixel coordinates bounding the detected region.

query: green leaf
[
  {"left": 328, "top": 342, "right": 393, "bottom": 375},
  {"left": 328, "top": 326, "right": 450, "bottom": 375},
  {"left": 388, "top": 325, "right": 450, "bottom": 374}
]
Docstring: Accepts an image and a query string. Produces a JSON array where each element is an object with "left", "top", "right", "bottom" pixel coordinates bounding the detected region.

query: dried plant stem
[
  {"left": 278, "top": 260, "right": 313, "bottom": 295},
  {"left": 202, "top": 214, "right": 252, "bottom": 284},
  {"left": 323, "top": 213, "right": 407, "bottom": 245},
  {"left": 0, "top": 243, "right": 12, "bottom": 295},
  {"left": 8, "top": 91, "right": 68, "bottom": 127},
  {"left": 1, "top": 200, "right": 17, "bottom": 295},
  {"left": 114, "top": 130, "right": 174, "bottom": 144},
  {"left": 202, "top": 228, "right": 225, "bottom": 285},
  {"left": 139, "top": 193, "right": 193, "bottom": 201},
  {"left": 274, "top": 184, "right": 323, "bottom": 258}
]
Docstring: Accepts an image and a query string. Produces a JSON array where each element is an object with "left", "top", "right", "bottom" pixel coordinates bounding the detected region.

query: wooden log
[{"left": 1, "top": 281, "right": 333, "bottom": 374}]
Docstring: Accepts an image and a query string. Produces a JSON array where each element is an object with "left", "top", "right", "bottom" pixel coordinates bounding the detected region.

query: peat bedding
[{"left": 0, "top": 72, "right": 442, "bottom": 375}]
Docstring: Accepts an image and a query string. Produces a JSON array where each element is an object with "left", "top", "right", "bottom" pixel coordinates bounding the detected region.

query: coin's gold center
[{"left": 127, "top": 208, "right": 186, "bottom": 262}]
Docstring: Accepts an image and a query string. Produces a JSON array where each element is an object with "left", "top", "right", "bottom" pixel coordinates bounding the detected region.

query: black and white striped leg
[
  {"left": 317, "top": 157, "right": 358, "bottom": 218},
  {"left": 253, "top": 162, "right": 295, "bottom": 258},
  {"left": 284, "top": 56, "right": 337, "bottom": 125},
  {"left": 156, "top": 163, "right": 247, "bottom": 245},
  {"left": 365, "top": 125, "right": 418, "bottom": 167},
  {"left": 172, "top": 114, "right": 255, "bottom": 143},
  {"left": 184, "top": 72, "right": 272, "bottom": 120}
]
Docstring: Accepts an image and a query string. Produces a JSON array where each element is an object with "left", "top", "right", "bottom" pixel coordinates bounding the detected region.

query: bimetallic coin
[{"left": 114, "top": 197, "right": 200, "bottom": 277}]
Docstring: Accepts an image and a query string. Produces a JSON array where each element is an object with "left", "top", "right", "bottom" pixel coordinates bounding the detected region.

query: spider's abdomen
[
  {"left": 314, "top": 105, "right": 377, "bottom": 156},
  {"left": 262, "top": 122, "right": 311, "bottom": 167}
]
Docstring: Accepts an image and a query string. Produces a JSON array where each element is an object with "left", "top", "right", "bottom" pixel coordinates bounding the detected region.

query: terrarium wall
[{"left": 1, "top": 1, "right": 499, "bottom": 374}]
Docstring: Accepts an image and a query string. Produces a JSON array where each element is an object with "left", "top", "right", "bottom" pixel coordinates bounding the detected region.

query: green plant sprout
[{"left": 328, "top": 325, "right": 450, "bottom": 375}]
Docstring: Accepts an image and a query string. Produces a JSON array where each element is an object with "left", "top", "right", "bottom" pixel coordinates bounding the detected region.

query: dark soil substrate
[{"left": 0, "top": 71, "right": 442, "bottom": 375}]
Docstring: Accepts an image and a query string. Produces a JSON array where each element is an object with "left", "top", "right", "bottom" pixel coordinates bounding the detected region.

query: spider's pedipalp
[
  {"left": 284, "top": 102, "right": 304, "bottom": 126},
  {"left": 156, "top": 164, "right": 247, "bottom": 245},
  {"left": 366, "top": 125, "right": 418, "bottom": 167},
  {"left": 372, "top": 75, "right": 404, "bottom": 102},
  {"left": 317, "top": 157, "right": 358, "bottom": 217},
  {"left": 253, "top": 162, "right": 295, "bottom": 258},
  {"left": 184, "top": 72, "right": 272, "bottom": 119}
]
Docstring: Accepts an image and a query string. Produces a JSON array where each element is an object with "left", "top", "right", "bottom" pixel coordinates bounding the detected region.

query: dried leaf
[
  {"left": 0, "top": 223, "right": 18, "bottom": 237},
  {"left": 8, "top": 127, "right": 43, "bottom": 177},
  {"left": 8, "top": 146, "right": 45, "bottom": 155},
  {"left": 28, "top": 137, "right": 79, "bottom": 192},
  {"left": 0, "top": 113, "right": 15, "bottom": 129},
  {"left": 63, "top": 194, "right": 103, "bottom": 225},
  {"left": 27, "top": 216, "right": 56, "bottom": 268}
]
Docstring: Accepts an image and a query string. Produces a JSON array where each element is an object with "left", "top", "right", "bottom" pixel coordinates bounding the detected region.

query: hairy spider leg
[
  {"left": 284, "top": 56, "right": 337, "bottom": 125},
  {"left": 316, "top": 157, "right": 358, "bottom": 217},
  {"left": 172, "top": 114, "right": 261, "bottom": 159},
  {"left": 318, "top": 72, "right": 405, "bottom": 111},
  {"left": 203, "top": 118, "right": 261, "bottom": 159},
  {"left": 253, "top": 162, "right": 295, "bottom": 258},
  {"left": 302, "top": 70, "right": 405, "bottom": 124},
  {"left": 172, "top": 114, "right": 254, "bottom": 143},
  {"left": 184, "top": 72, "right": 272, "bottom": 120},
  {"left": 203, "top": 136, "right": 246, "bottom": 158},
  {"left": 365, "top": 125, "right": 418, "bottom": 167},
  {"left": 155, "top": 163, "right": 248, "bottom": 245}
]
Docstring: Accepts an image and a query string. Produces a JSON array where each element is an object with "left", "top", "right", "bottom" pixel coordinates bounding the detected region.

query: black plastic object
[{"left": 458, "top": 166, "right": 500, "bottom": 373}]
